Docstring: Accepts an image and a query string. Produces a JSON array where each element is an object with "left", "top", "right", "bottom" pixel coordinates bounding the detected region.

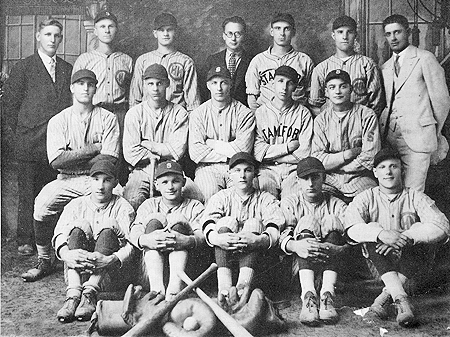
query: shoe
[
  {"left": 57, "top": 296, "right": 81, "bottom": 323},
  {"left": 18, "top": 244, "right": 35, "bottom": 256},
  {"left": 369, "top": 290, "right": 392, "bottom": 320},
  {"left": 319, "top": 291, "right": 338, "bottom": 323},
  {"left": 300, "top": 291, "right": 320, "bottom": 326},
  {"left": 75, "top": 289, "right": 97, "bottom": 321},
  {"left": 217, "top": 289, "right": 230, "bottom": 311},
  {"left": 394, "top": 295, "right": 415, "bottom": 327},
  {"left": 21, "top": 258, "right": 53, "bottom": 282}
]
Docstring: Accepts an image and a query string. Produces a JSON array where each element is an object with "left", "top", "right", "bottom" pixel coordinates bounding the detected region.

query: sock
[
  {"left": 36, "top": 243, "right": 52, "bottom": 260},
  {"left": 236, "top": 267, "right": 254, "bottom": 288},
  {"left": 144, "top": 250, "right": 165, "bottom": 294},
  {"left": 83, "top": 273, "right": 103, "bottom": 293},
  {"left": 299, "top": 269, "right": 316, "bottom": 298},
  {"left": 166, "top": 251, "right": 188, "bottom": 299},
  {"left": 320, "top": 270, "right": 337, "bottom": 297},
  {"left": 66, "top": 268, "right": 82, "bottom": 298},
  {"left": 217, "top": 267, "right": 232, "bottom": 293},
  {"left": 381, "top": 271, "right": 407, "bottom": 300}
]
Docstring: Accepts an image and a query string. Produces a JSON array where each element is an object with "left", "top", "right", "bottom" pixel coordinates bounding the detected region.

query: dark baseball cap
[
  {"left": 94, "top": 10, "right": 118, "bottom": 25},
  {"left": 373, "top": 148, "right": 402, "bottom": 168},
  {"left": 229, "top": 152, "right": 258, "bottom": 169},
  {"left": 206, "top": 66, "right": 231, "bottom": 81},
  {"left": 274, "top": 65, "right": 299, "bottom": 83},
  {"left": 325, "top": 69, "right": 351, "bottom": 85},
  {"left": 143, "top": 64, "right": 169, "bottom": 81},
  {"left": 71, "top": 69, "right": 98, "bottom": 84},
  {"left": 155, "top": 160, "right": 184, "bottom": 179},
  {"left": 154, "top": 13, "right": 177, "bottom": 30},
  {"left": 271, "top": 13, "right": 295, "bottom": 29},
  {"left": 332, "top": 15, "right": 357, "bottom": 31},
  {"left": 296, "top": 157, "right": 325, "bottom": 178},
  {"left": 90, "top": 160, "right": 117, "bottom": 179}
]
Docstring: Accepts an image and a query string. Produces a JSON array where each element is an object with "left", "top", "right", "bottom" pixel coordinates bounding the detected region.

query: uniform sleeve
[
  {"left": 201, "top": 193, "right": 226, "bottom": 229},
  {"left": 291, "top": 106, "right": 313, "bottom": 160},
  {"left": 301, "top": 56, "right": 315, "bottom": 101},
  {"left": 100, "top": 110, "right": 120, "bottom": 158},
  {"left": 129, "top": 56, "right": 145, "bottom": 108},
  {"left": 311, "top": 112, "right": 341, "bottom": 167},
  {"left": 165, "top": 106, "right": 188, "bottom": 161},
  {"left": 229, "top": 106, "right": 255, "bottom": 154},
  {"left": 112, "top": 199, "right": 136, "bottom": 265},
  {"left": 2, "top": 61, "right": 27, "bottom": 132},
  {"left": 188, "top": 200, "right": 205, "bottom": 233},
  {"left": 365, "top": 61, "right": 385, "bottom": 116},
  {"left": 308, "top": 64, "right": 326, "bottom": 108},
  {"left": 260, "top": 192, "right": 285, "bottom": 229},
  {"left": 128, "top": 200, "right": 154, "bottom": 248},
  {"left": 52, "top": 200, "right": 79, "bottom": 259},
  {"left": 183, "top": 59, "right": 201, "bottom": 112},
  {"left": 123, "top": 106, "right": 152, "bottom": 166},
  {"left": 245, "top": 57, "right": 261, "bottom": 96},
  {"left": 47, "top": 114, "right": 67, "bottom": 163},
  {"left": 188, "top": 108, "right": 214, "bottom": 163},
  {"left": 279, "top": 195, "right": 299, "bottom": 254}
]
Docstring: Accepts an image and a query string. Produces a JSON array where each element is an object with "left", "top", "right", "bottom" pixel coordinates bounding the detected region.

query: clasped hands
[
  {"left": 61, "top": 248, "right": 117, "bottom": 274},
  {"left": 376, "top": 229, "right": 413, "bottom": 256},
  {"left": 139, "top": 228, "right": 191, "bottom": 252}
]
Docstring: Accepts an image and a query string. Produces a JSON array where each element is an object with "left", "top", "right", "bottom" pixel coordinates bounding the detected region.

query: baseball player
[
  {"left": 129, "top": 12, "right": 201, "bottom": 112},
  {"left": 345, "top": 148, "right": 449, "bottom": 327},
  {"left": 54, "top": 160, "right": 135, "bottom": 323},
  {"left": 245, "top": 13, "right": 314, "bottom": 111},
  {"left": 254, "top": 65, "right": 313, "bottom": 199},
  {"left": 189, "top": 66, "right": 255, "bottom": 201},
  {"left": 72, "top": 10, "right": 133, "bottom": 185},
  {"left": 129, "top": 160, "right": 205, "bottom": 300},
  {"left": 280, "top": 157, "right": 348, "bottom": 326},
  {"left": 309, "top": 15, "right": 384, "bottom": 116},
  {"left": 202, "top": 152, "right": 284, "bottom": 308},
  {"left": 312, "top": 69, "right": 381, "bottom": 201},
  {"left": 20, "top": 69, "right": 120, "bottom": 282},
  {"left": 123, "top": 64, "right": 203, "bottom": 211}
]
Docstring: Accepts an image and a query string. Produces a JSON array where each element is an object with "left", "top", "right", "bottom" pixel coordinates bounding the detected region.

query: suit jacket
[
  {"left": 3, "top": 52, "right": 73, "bottom": 161},
  {"left": 201, "top": 49, "right": 252, "bottom": 106},
  {"left": 380, "top": 45, "right": 450, "bottom": 153}
]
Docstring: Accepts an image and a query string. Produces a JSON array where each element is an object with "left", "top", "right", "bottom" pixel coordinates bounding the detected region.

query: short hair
[
  {"left": 222, "top": 16, "right": 247, "bottom": 33},
  {"left": 382, "top": 14, "right": 409, "bottom": 30},
  {"left": 38, "top": 19, "right": 63, "bottom": 33}
]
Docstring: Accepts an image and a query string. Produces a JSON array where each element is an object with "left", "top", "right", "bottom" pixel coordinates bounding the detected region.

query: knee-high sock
[
  {"left": 217, "top": 267, "right": 232, "bottom": 293},
  {"left": 66, "top": 268, "right": 82, "bottom": 298},
  {"left": 381, "top": 271, "right": 407, "bottom": 300},
  {"left": 321, "top": 270, "right": 337, "bottom": 297},
  {"left": 299, "top": 269, "right": 316, "bottom": 298},
  {"left": 166, "top": 250, "right": 188, "bottom": 298},
  {"left": 237, "top": 266, "right": 254, "bottom": 288},
  {"left": 144, "top": 250, "right": 165, "bottom": 294}
]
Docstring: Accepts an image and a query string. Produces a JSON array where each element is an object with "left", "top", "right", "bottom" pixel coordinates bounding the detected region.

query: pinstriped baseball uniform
[
  {"left": 309, "top": 54, "right": 384, "bottom": 115},
  {"left": 129, "top": 50, "right": 201, "bottom": 111},
  {"left": 254, "top": 100, "right": 313, "bottom": 198},
  {"left": 312, "top": 103, "right": 381, "bottom": 198},
  {"left": 189, "top": 99, "right": 255, "bottom": 201},
  {"left": 245, "top": 47, "right": 314, "bottom": 107}
]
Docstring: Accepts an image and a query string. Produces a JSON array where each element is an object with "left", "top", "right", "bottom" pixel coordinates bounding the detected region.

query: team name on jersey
[{"left": 261, "top": 124, "right": 300, "bottom": 140}]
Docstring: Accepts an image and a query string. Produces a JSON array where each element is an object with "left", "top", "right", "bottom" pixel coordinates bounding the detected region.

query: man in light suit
[
  {"left": 3, "top": 19, "right": 73, "bottom": 256},
  {"left": 380, "top": 14, "right": 450, "bottom": 192}
]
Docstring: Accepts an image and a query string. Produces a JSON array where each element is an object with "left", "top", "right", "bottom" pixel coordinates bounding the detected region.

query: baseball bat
[
  {"left": 122, "top": 263, "right": 218, "bottom": 337},
  {"left": 178, "top": 270, "right": 254, "bottom": 337},
  {"left": 148, "top": 157, "right": 157, "bottom": 198}
]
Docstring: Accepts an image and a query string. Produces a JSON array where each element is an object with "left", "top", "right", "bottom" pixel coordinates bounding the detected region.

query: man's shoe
[
  {"left": 21, "top": 258, "right": 53, "bottom": 282},
  {"left": 368, "top": 290, "right": 392, "bottom": 320},
  {"left": 75, "top": 290, "right": 97, "bottom": 321},
  {"left": 57, "top": 296, "right": 81, "bottom": 323},
  {"left": 18, "top": 244, "right": 35, "bottom": 256},
  {"left": 319, "top": 291, "right": 338, "bottom": 323},
  {"left": 300, "top": 291, "right": 320, "bottom": 326},
  {"left": 394, "top": 295, "right": 415, "bottom": 327}
]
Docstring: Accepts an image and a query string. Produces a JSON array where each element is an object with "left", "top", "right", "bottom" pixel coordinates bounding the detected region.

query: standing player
[
  {"left": 3, "top": 19, "right": 72, "bottom": 256},
  {"left": 129, "top": 13, "right": 201, "bottom": 112},
  {"left": 312, "top": 70, "right": 380, "bottom": 201},
  {"left": 254, "top": 65, "right": 313, "bottom": 199},
  {"left": 20, "top": 69, "right": 120, "bottom": 282},
  {"left": 309, "top": 15, "right": 384, "bottom": 116},
  {"left": 73, "top": 10, "right": 133, "bottom": 185},
  {"left": 345, "top": 148, "right": 449, "bottom": 327},
  {"left": 245, "top": 13, "right": 314, "bottom": 111},
  {"left": 189, "top": 66, "right": 255, "bottom": 201}
]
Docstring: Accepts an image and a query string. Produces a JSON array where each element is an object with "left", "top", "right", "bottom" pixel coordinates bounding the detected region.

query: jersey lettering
[
  {"left": 261, "top": 124, "right": 300, "bottom": 140},
  {"left": 260, "top": 69, "right": 275, "bottom": 86}
]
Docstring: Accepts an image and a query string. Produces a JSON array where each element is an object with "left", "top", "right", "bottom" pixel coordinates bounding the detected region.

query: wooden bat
[
  {"left": 122, "top": 263, "right": 218, "bottom": 337},
  {"left": 178, "top": 270, "right": 254, "bottom": 337},
  {"left": 147, "top": 157, "right": 157, "bottom": 198}
]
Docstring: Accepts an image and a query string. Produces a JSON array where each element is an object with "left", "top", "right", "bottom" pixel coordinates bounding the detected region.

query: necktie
[
  {"left": 394, "top": 54, "right": 400, "bottom": 77},
  {"left": 228, "top": 53, "right": 236, "bottom": 78},
  {"left": 49, "top": 58, "right": 56, "bottom": 82}
]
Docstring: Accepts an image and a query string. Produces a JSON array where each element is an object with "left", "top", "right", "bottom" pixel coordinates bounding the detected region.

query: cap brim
[{"left": 297, "top": 168, "right": 325, "bottom": 178}]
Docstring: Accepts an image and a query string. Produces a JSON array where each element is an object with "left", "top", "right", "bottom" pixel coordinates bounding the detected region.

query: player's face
[
  {"left": 229, "top": 162, "right": 255, "bottom": 192},
  {"left": 90, "top": 173, "right": 117, "bottom": 204},
  {"left": 222, "top": 22, "right": 245, "bottom": 52},
  {"left": 325, "top": 78, "right": 352, "bottom": 107},
  {"left": 273, "top": 75, "right": 296, "bottom": 102},
  {"left": 384, "top": 23, "right": 410, "bottom": 53},
  {"left": 94, "top": 19, "right": 117, "bottom": 44},
  {"left": 207, "top": 76, "right": 231, "bottom": 103},
  {"left": 153, "top": 25, "right": 176, "bottom": 46},
  {"left": 155, "top": 173, "right": 185, "bottom": 202},
  {"left": 270, "top": 22, "right": 295, "bottom": 47},
  {"left": 298, "top": 173, "right": 324, "bottom": 202},
  {"left": 71, "top": 78, "right": 97, "bottom": 104},
  {"left": 332, "top": 26, "right": 356, "bottom": 52},
  {"left": 144, "top": 78, "right": 169, "bottom": 101},
  {"left": 373, "top": 158, "right": 403, "bottom": 193},
  {"left": 36, "top": 25, "right": 62, "bottom": 57}
]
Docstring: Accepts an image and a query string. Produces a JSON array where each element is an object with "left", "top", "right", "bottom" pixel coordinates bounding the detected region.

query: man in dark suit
[
  {"left": 3, "top": 19, "right": 73, "bottom": 257},
  {"left": 201, "top": 16, "right": 252, "bottom": 106}
]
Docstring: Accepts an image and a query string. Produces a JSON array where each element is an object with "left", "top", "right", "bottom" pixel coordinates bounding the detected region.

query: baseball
[{"left": 183, "top": 316, "right": 200, "bottom": 331}]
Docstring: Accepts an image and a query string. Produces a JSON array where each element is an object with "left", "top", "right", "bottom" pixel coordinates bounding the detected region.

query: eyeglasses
[{"left": 224, "top": 31, "right": 243, "bottom": 38}]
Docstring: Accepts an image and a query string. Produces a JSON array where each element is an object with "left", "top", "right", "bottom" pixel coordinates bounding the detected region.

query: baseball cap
[
  {"left": 154, "top": 13, "right": 177, "bottom": 30},
  {"left": 325, "top": 69, "right": 351, "bottom": 85},
  {"left": 332, "top": 15, "right": 357, "bottom": 31},
  {"left": 373, "top": 148, "right": 402, "bottom": 168},
  {"left": 274, "top": 65, "right": 299, "bottom": 83},
  {"left": 143, "top": 64, "right": 169, "bottom": 81},
  {"left": 271, "top": 13, "right": 295, "bottom": 29},
  {"left": 94, "top": 10, "right": 118, "bottom": 25},
  {"left": 229, "top": 152, "right": 258, "bottom": 169},
  {"left": 206, "top": 66, "right": 231, "bottom": 81},
  {"left": 155, "top": 160, "right": 184, "bottom": 179},
  {"left": 71, "top": 69, "right": 98, "bottom": 84},
  {"left": 296, "top": 157, "right": 325, "bottom": 178},
  {"left": 90, "top": 160, "right": 117, "bottom": 178}
]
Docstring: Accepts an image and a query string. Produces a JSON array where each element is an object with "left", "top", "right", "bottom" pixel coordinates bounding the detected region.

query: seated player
[
  {"left": 254, "top": 65, "right": 313, "bottom": 199},
  {"left": 129, "top": 160, "right": 205, "bottom": 301},
  {"left": 280, "top": 157, "right": 347, "bottom": 325},
  {"left": 345, "top": 148, "right": 449, "bottom": 327},
  {"left": 53, "top": 160, "right": 135, "bottom": 323},
  {"left": 312, "top": 69, "right": 380, "bottom": 201},
  {"left": 202, "top": 152, "right": 284, "bottom": 308}
]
